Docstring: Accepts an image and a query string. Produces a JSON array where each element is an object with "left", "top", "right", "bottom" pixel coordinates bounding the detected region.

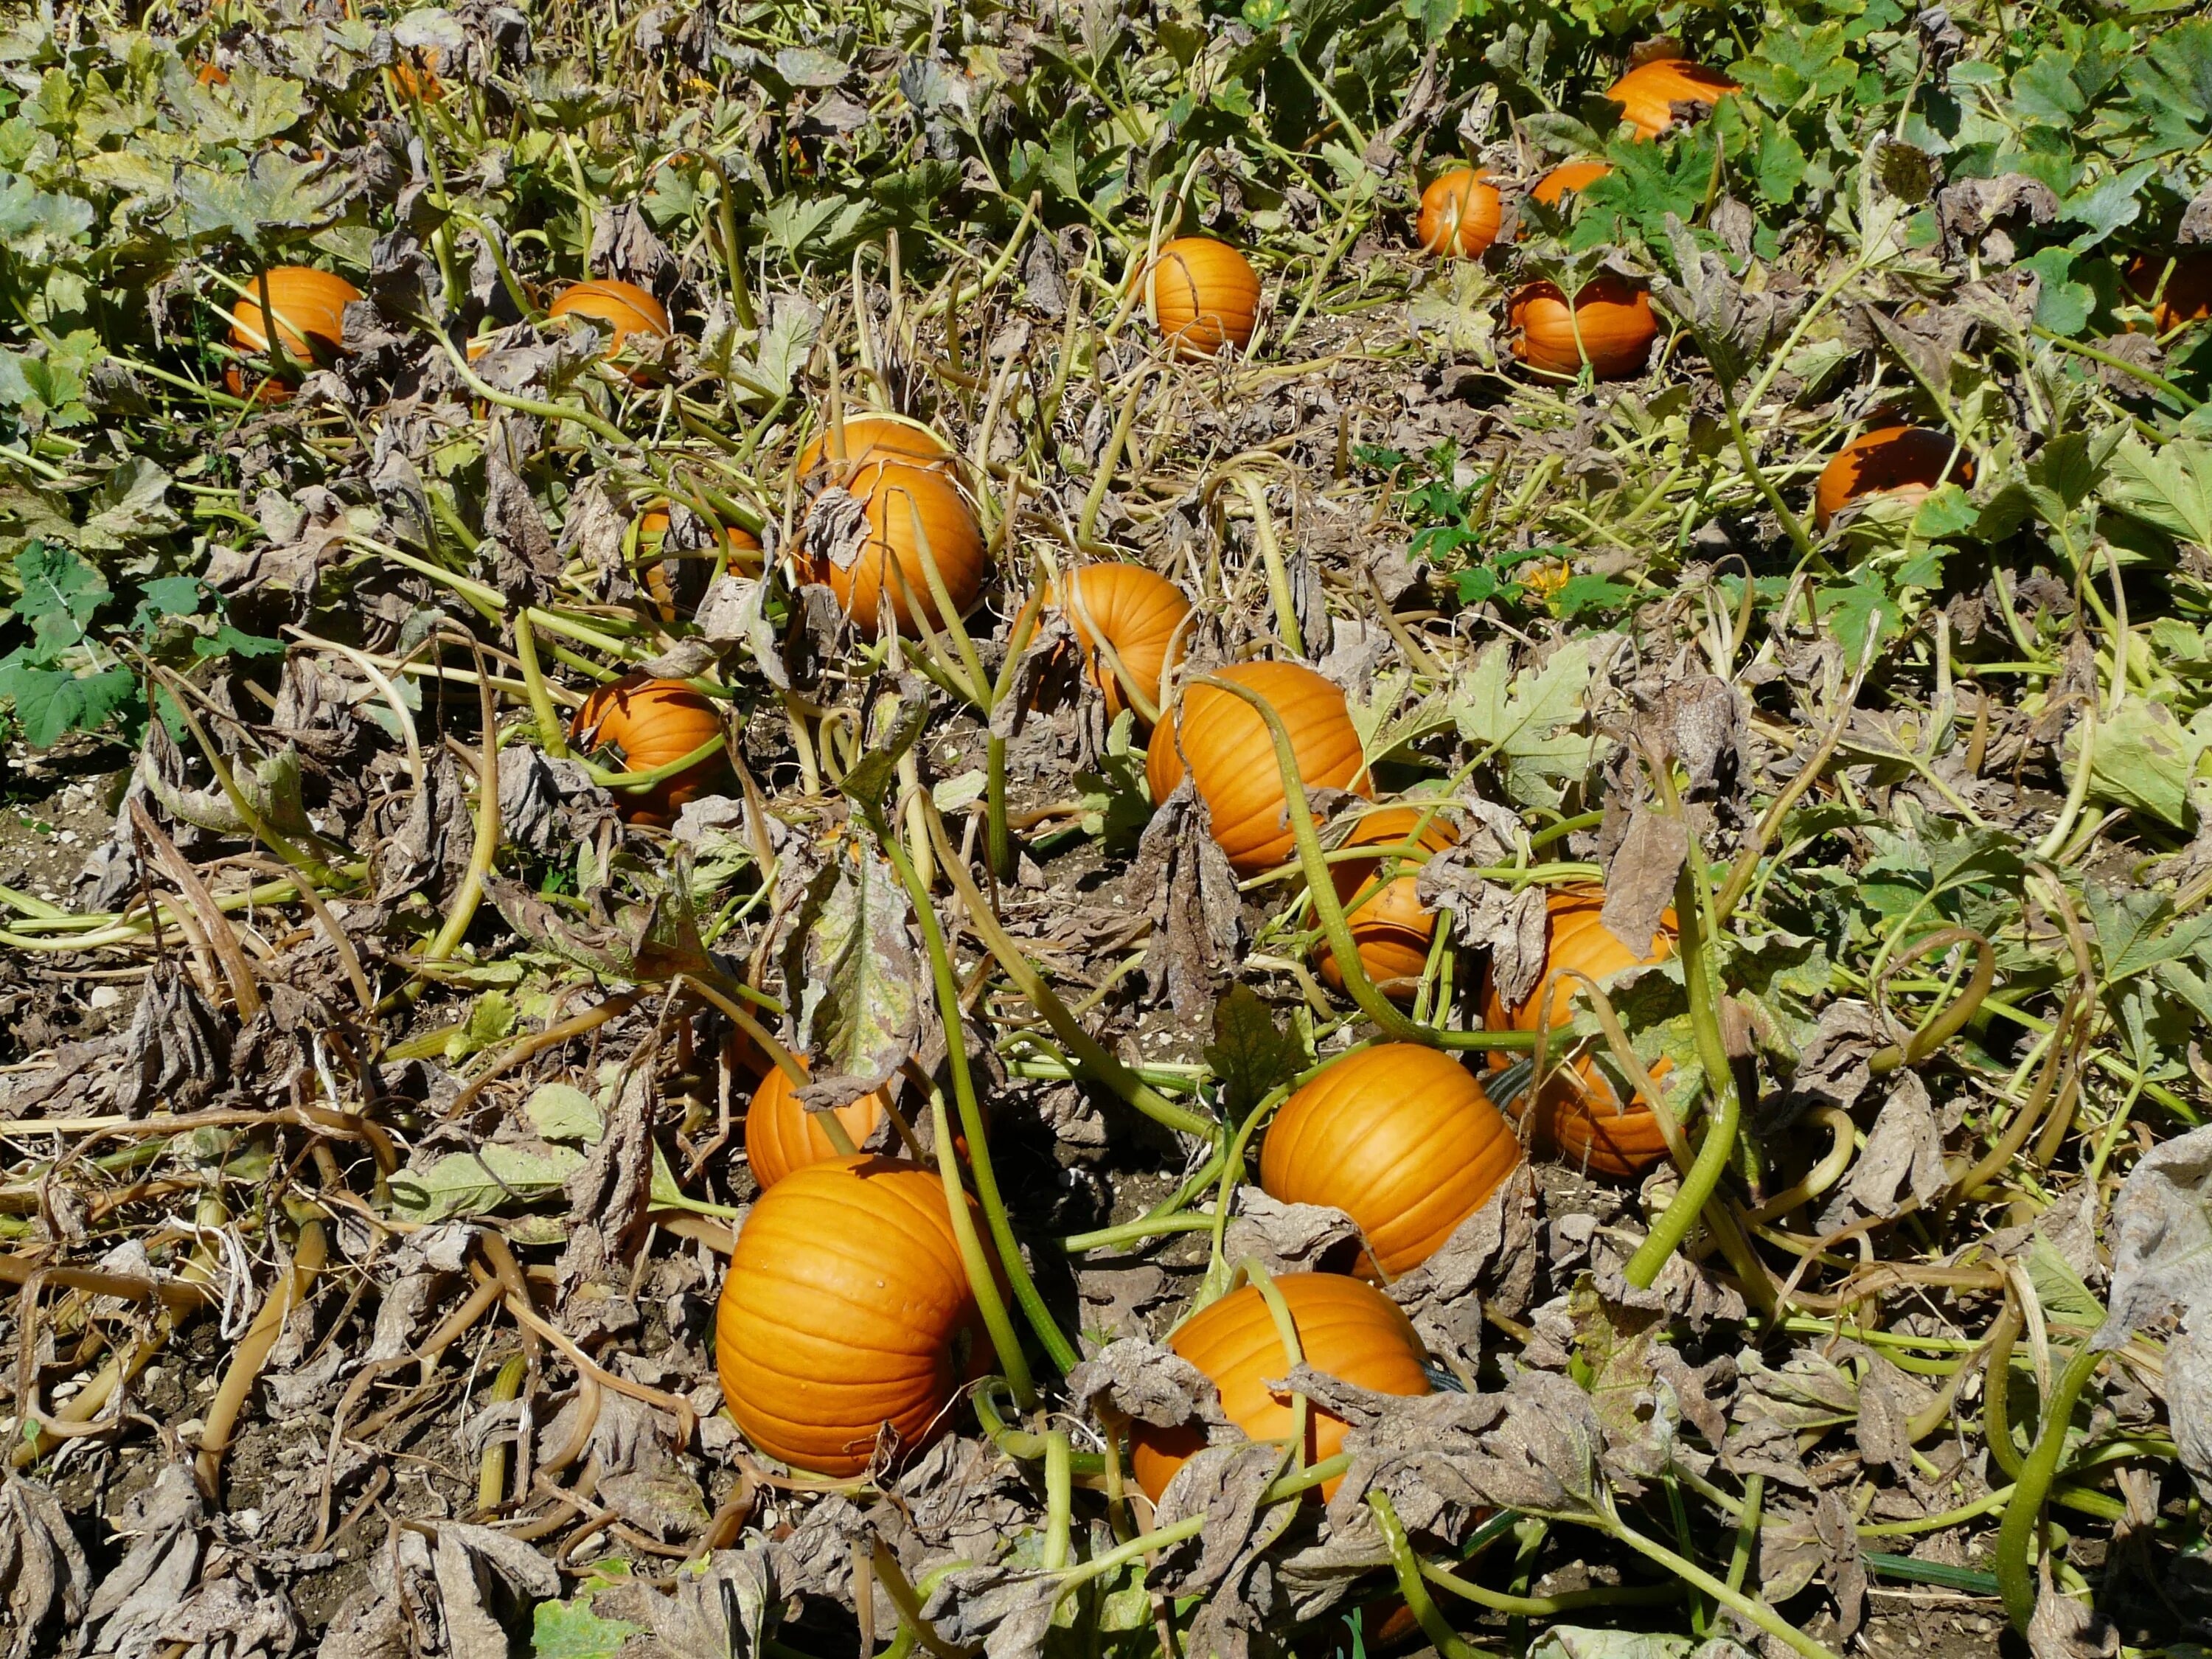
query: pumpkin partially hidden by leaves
[
  {"left": 798, "top": 411, "right": 953, "bottom": 484},
  {"left": 635, "top": 507, "right": 762, "bottom": 622},
  {"left": 1317, "top": 807, "right": 1456, "bottom": 1001},
  {"left": 2124, "top": 251, "right": 2212, "bottom": 334},
  {"left": 1128, "top": 1275, "right": 1430, "bottom": 1503},
  {"left": 1813, "top": 427, "right": 1969, "bottom": 531},
  {"left": 1604, "top": 59, "right": 1739, "bottom": 139},
  {"left": 548, "top": 279, "right": 669, "bottom": 376},
  {"left": 715, "top": 1155, "right": 996, "bottom": 1476},
  {"left": 226, "top": 266, "right": 361, "bottom": 404},
  {"left": 568, "top": 673, "right": 727, "bottom": 826},
  {"left": 1416, "top": 169, "right": 1501, "bottom": 258},
  {"left": 745, "top": 1062, "right": 892, "bottom": 1191},
  {"left": 1144, "top": 237, "right": 1261, "bottom": 359},
  {"left": 1046, "top": 563, "right": 1192, "bottom": 723},
  {"left": 798, "top": 457, "right": 985, "bottom": 638},
  {"left": 1146, "top": 661, "right": 1370, "bottom": 875},
  {"left": 1480, "top": 888, "right": 1678, "bottom": 1178},
  {"left": 1508, "top": 278, "right": 1655, "bottom": 380},
  {"left": 1530, "top": 160, "right": 1613, "bottom": 206},
  {"left": 1260, "top": 1045, "right": 1523, "bottom": 1279}
]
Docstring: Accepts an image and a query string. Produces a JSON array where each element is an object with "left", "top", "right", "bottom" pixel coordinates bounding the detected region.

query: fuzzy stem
[
  {"left": 476, "top": 1354, "right": 528, "bottom": 1511},
  {"left": 512, "top": 612, "right": 570, "bottom": 757},
  {"left": 1369, "top": 1492, "right": 1485, "bottom": 1659},
  {"left": 1995, "top": 1340, "right": 2104, "bottom": 1633}
]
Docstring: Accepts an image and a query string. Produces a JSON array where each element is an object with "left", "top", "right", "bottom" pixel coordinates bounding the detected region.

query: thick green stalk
[
  {"left": 925, "top": 1085, "right": 1032, "bottom": 1408},
  {"left": 1369, "top": 1493, "right": 1486, "bottom": 1659},
  {"left": 1995, "top": 1341, "right": 2104, "bottom": 1633}
]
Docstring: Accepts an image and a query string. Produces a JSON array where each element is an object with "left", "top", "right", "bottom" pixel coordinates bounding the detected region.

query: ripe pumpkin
[
  {"left": 1480, "top": 888, "right": 1678, "bottom": 1178},
  {"left": 1604, "top": 59, "right": 1739, "bottom": 140},
  {"left": 548, "top": 279, "right": 669, "bottom": 375},
  {"left": 1128, "top": 1274, "right": 1430, "bottom": 1503},
  {"left": 745, "top": 1062, "right": 894, "bottom": 1191},
  {"left": 1813, "top": 427, "right": 1969, "bottom": 531},
  {"left": 635, "top": 507, "right": 762, "bottom": 621},
  {"left": 1260, "top": 1044, "right": 1523, "bottom": 1279},
  {"left": 2124, "top": 251, "right": 2212, "bottom": 334},
  {"left": 715, "top": 1155, "right": 996, "bottom": 1476},
  {"left": 1530, "top": 160, "right": 1613, "bottom": 206},
  {"left": 797, "top": 411, "right": 953, "bottom": 485},
  {"left": 1146, "top": 661, "right": 1370, "bottom": 875},
  {"left": 226, "top": 267, "right": 360, "bottom": 406},
  {"left": 1046, "top": 563, "right": 1193, "bottom": 723},
  {"left": 568, "top": 673, "right": 728, "bottom": 825},
  {"left": 1508, "top": 277, "right": 1656, "bottom": 380},
  {"left": 1416, "top": 169, "right": 1502, "bottom": 258},
  {"left": 392, "top": 47, "right": 445, "bottom": 102},
  {"left": 1317, "top": 808, "right": 1456, "bottom": 1001},
  {"left": 1144, "top": 237, "right": 1262, "bottom": 359},
  {"left": 798, "top": 457, "right": 986, "bottom": 638}
]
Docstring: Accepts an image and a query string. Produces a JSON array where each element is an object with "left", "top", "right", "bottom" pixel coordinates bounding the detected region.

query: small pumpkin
[
  {"left": 715, "top": 1155, "right": 996, "bottom": 1476},
  {"left": 2124, "top": 251, "right": 2212, "bottom": 334},
  {"left": 1604, "top": 59, "right": 1739, "bottom": 140},
  {"left": 568, "top": 673, "right": 728, "bottom": 825},
  {"left": 1507, "top": 277, "right": 1655, "bottom": 380},
  {"left": 635, "top": 507, "right": 762, "bottom": 621},
  {"left": 548, "top": 279, "right": 669, "bottom": 376},
  {"left": 1813, "top": 427, "right": 1969, "bottom": 531},
  {"left": 1416, "top": 169, "right": 1502, "bottom": 258},
  {"left": 1144, "top": 237, "right": 1262, "bottom": 360},
  {"left": 1530, "top": 160, "right": 1613, "bottom": 206},
  {"left": 392, "top": 46, "right": 445, "bottom": 102},
  {"left": 797, "top": 411, "right": 953, "bottom": 486},
  {"left": 1316, "top": 807, "right": 1456, "bottom": 1001},
  {"left": 1046, "top": 563, "right": 1193, "bottom": 723},
  {"left": 1146, "top": 661, "right": 1370, "bottom": 875},
  {"left": 798, "top": 457, "right": 986, "bottom": 638},
  {"left": 1480, "top": 888, "right": 1678, "bottom": 1178},
  {"left": 1128, "top": 1274, "right": 1430, "bottom": 1503},
  {"left": 1260, "top": 1044, "right": 1523, "bottom": 1279},
  {"left": 229, "top": 265, "right": 359, "bottom": 365},
  {"left": 745, "top": 1062, "right": 894, "bottom": 1191}
]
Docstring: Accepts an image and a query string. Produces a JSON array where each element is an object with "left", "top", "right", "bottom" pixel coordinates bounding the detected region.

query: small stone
[{"left": 87, "top": 985, "right": 123, "bottom": 1010}]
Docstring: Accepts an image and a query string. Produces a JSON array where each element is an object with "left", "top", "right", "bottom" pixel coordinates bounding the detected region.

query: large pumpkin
[
  {"left": 1530, "top": 160, "right": 1613, "bottom": 207},
  {"left": 1259, "top": 1045, "right": 1523, "bottom": 1279},
  {"left": 1128, "top": 1275, "right": 1430, "bottom": 1503},
  {"left": 715, "top": 1156, "right": 995, "bottom": 1476},
  {"left": 569, "top": 673, "right": 728, "bottom": 825},
  {"left": 798, "top": 411, "right": 953, "bottom": 484},
  {"left": 1146, "top": 661, "right": 1370, "bottom": 875},
  {"left": 798, "top": 457, "right": 986, "bottom": 638},
  {"left": 1508, "top": 278, "right": 1655, "bottom": 380},
  {"left": 1813, "top": 427, "right": 1969, "bottom": 530},
  {"left": 1316, "top": 808, "right": 1456, "bottom": 1001},
  {"left": 1480, "top": 888, "right": 1678, "bottom": 1178},
  {"left": 745, "top": 1062, "right": 893, "bottom": 1191},
  {"left": 2124, "top": 251, "right": 2212, "bottom": 334},
  {"left": 1144, "top": 237, "right": 1262, "bottom": 359},
  {"left": 548, "top": 279, "right": 669, "bottom": 375},
  {"left": 1047, "top": 563, "right": 1193, "bottom": 723},
  {"left": 1604, "top": 59, "right": 1739, "bottom": 139},
  {"left": 1416, "top": 169, "right": 1501, "bottom": 258},
  {"left": 227, "top": 267, "right": 360, "bottom": 403}
]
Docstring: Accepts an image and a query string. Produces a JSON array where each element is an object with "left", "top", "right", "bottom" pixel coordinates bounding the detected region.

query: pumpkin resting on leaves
[
  {"left": 1813, "top": 427, "right": 1970, "bottom": 531},
  {"left": 797, "top": 455, "right": 985, "bottom": 638},
  {"left": 1507, "top": 278, "right": 1656, "bottom": 380},
  {"left": 745, "top": 1061, "right": 894, "bottom": 1191},
  {"left": 226, "top": 266, "right": 361, "bottom": 405},
  {"left": 1604, "top": 58, "right": 1739, "bottom": 139},
  {"left": 548, "top": 279, "right": 669, "bottom": 379},
  {"left": 1416, "top": 169, "right": 1502, "bottom": 258}
]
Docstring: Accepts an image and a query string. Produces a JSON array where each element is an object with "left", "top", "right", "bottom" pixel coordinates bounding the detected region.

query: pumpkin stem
[{"left": 1368, "top": 1492, "right": 1488, "bottom": 1659}]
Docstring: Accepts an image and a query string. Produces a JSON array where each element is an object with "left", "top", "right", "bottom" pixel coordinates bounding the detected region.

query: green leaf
[
  {"left": 0, "top": 662, "right": 136, "bottom": 746},
  {"left": 530, "top": 1596, "right": 643, "bottom": 1659},
  {"left": 526, "top": 1082, "right": 605, "bottom": 1142},
  {"left": 1203, "top": 984, "right": 1302, "bottom": 1125},
  {"left": 1451, "top": 637, "right": 1603, "bottom": 809},
  {"left": 7, "top": 540, "right": 108, "bottom": 658},
  {"left": 2069, "top": 698, "right": 2207, "bottom": 829},
  {"left": 2023, "top": 1229, "right": 2103, "bottom": 1330},
  {"left": 75, "top": 456, "right": 180, "bottom": 552},
  {"left": 781, "top": 842, "right": 922, "bottom": 1096},
  {"left": 1816, "top": 577, "right": 1902, "bottom": 667},
  {"left": 386, "top": 1140, "right": 586, "bottom": 1222},
  {"left": 2104, "top": 437, "right": 2212, "bottom": 548},
  {"left": 0, "top": 172, "right": 93, "bottom": 265}
]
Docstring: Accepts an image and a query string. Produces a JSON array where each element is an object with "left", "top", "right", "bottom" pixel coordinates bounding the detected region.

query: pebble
[
  {"left": 55, "top": 830, "right": 77, "bottom": 846},
  {"left": 87, "top": 986, "right": 123, "bottom": 1010}
]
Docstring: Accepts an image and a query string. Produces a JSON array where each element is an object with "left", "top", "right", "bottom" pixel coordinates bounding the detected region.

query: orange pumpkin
[
  {"left": 1604, "top": 59, "right": 1739, "bottom": 139},
  {"left": 1144, "top": 237, "right": 1262, "bottom": 359},
  {"left": 1260, "top": 1045, "right": 1523, "bottom": 1279},
  {"left": 1813, "top": 427, "right": 1969, "bottom": 530},
  {"left": 634, "top": 507, "right": 762, "bottom": 621},
  {"left": 715, "top": 1155, "right": 996, "bottom": 1476},
  {"left": 1530, "top": 160, "right": 1613, "bottom": 206},
  {"left": 229, "top": 266, "right": 359, "bottom": 364},
  {"left": 1128, "top": 1275, "right": 1430, "bottom": 1503},
  {"left": 797, "top": 412, "right": 953, "bottom": 485},
  {"left": 392, "top": 47, "right": 445, "bottom": 102},
  {"left": 1480, "top": 888, "right": 1678, "bottom": 1178},
  {"left": 1317, "top": 808, "right": 1456, "bottom": 1001},
  {"left": 548, "top": 279, "right": 669, "bottom": 376},
  {"left": 1146, "top": 661, "right": 1370, "bottom": 875},
  {"left": 1508, "top": 277, "right": 1656, "bottom": 380},
  {"left": 745, "top": 1062, "right": 894, "bottom": 1190},
  {"left": 1046, "top": 563, "right": 1193, "bottom": 723},
  {"left": 1416, "top": 169, "right": 1502, "bottom": 258},
  {"left": 568, "top": 673, "right": 728, "bottom": 825},
  {"left": 2124, "top": 251, "right": 2212, "bottom": 334},
  {"left": 798, "top": 457, "right": 986, "bottom": 638}
]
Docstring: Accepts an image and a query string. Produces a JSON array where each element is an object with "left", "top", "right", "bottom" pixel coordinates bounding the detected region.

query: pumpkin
[
  {"left": 1146, "top": 661, "right": 1371, "bottom": 875},
  {"left": 1260, "top": 1045, "right": 1523, "bottom": 1279},
  {"left": 798, "top": 411, "right": 953, "bottom": 485},
  {"left": 1507, "top": 277, "right": 1655, "bottom": 380},
  {"left": 745, "top": 1062, "right": 894, "bottom": 1190},
  {"left": 1416, "top": 169, "right": 1502, "bottom": 258},
  {"left": 392, "top": 46, "right": 445, "bottom": 102},
  {"left": 568, "top": 673, "right": 728, "bottom": 825},
  {"left": 1128, "top": 1275, "right": 1430, "bottom": 1503},
  {"left": 715, "top": 1155, "right": 996, "bottom": 1476},
  {"left": 1530, "top": 160, "right": 1613, "bottom": 206},
  {"left": 635, "top": 507, "right": 762, "bottom": 622},
  {"left": 1144, "top": 237, "right": 1262, "bottom": 359},
  {"left": 1479, "top": 888, "right": 1678, "bottom": 1178},
  {"left": 1046, "top": 563, "right": 1193, "bottom": 723},
  {"left": 1604, "top": 59, "right": 1739, "bottom": 140},
  {"left": 225, "top": 267, "right": 361, "bottom": 406},
  {"left": 797, "top": 457, "right": 986, "bottom": 638},
  {"left": 2124, "top": 251, "right": 2212, "bottom": 334},
  {"left": 1813, "top": 427, "right": 1969, "bottom": 531},
  {"left": 548, "top": 279, "right": 669, "bottom": 376},
  {"left": 1316, "top": 807, "right": 1457, "bottom": 1001}
]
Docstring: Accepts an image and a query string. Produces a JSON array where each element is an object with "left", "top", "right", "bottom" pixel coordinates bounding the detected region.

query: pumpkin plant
[
  {"left": 548, "top": 279, "right": 669, "bottom": 378},
  {"left": 745, "top": 1062, "right": 894, "bottom": 1189},
  {"left": 2126, "top": 250, "right": 2212, "bottom": 333},
  {"left": 796, "top": 454, "right": 986, "bottom": 639},
  {"left": 225, "top": 266, "right": 360, "bottom": 403},
  {"left": 1603, "top": 59, "right": 1740, "bottom": 139},
  {"left": 1813, "top": 427, "right": 1971, "bottom": 530},
  {"left": 1531, "top": 160, "right": 1613, "bottom": 206},
  {"left": 1507, "top": 278, "right": 1657, "bottom": 380},
  {"left": 1044, "top": 562, "right": 1192, "bottom": 726}
]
